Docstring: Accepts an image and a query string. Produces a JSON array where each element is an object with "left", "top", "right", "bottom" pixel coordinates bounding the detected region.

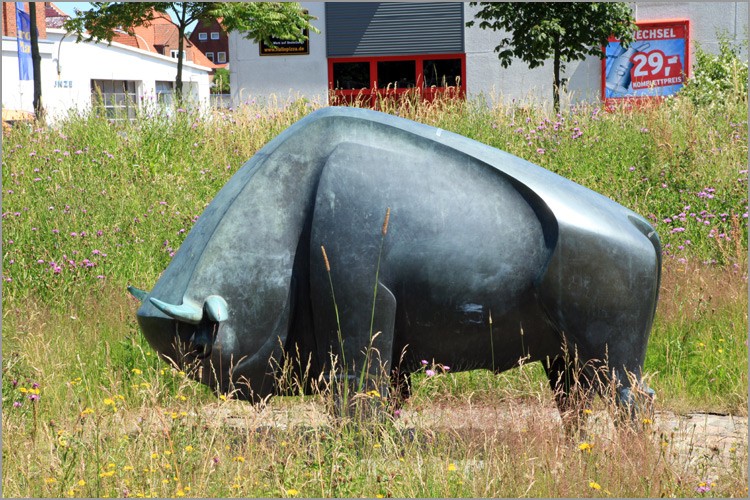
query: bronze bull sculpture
[{"left": 129, "top": 107, "right": 660, "bottom": 419}]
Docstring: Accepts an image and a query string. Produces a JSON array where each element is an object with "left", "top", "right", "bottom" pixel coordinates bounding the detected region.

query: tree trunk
[
  {"left": 175, "top": 3, "right": 186, "bottom": 105},
  {"left": 553, "top": 34, "right": 561, "bottom": 113},
  {"left": 29, "top": 2, "right": 44, "bottom": 121}
]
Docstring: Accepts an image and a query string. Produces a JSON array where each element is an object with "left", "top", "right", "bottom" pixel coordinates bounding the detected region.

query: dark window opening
[
  {"left": 377, "top": 60, "right": 416, "bottom": 89},
  {"left": 423, "top": 58, "right": 462, "bottom": 87},
  {"left": 332, "top": 62, "right": 370, "bottom": 90}
]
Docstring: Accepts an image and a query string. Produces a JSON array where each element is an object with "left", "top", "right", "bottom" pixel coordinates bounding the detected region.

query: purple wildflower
[{"left": 425, "top": 369, "right": 436, "bottom": 377}]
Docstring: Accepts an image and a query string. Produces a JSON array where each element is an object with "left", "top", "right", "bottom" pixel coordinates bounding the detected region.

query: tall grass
[{"left": 2, "top": 90, "right": 747, "bottom": 497}]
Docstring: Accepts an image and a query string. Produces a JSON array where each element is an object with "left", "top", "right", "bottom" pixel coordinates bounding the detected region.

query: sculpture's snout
[{"left": 132, "top": 289, "right": 229, "bottom": 365}]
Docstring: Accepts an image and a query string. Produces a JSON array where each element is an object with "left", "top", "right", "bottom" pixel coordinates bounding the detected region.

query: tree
[
  {"left": 467, "top": 2, "right": 636, "bottom": 111},
  {"left": 28, "top": 2, "right": 44, "bottom": 121},
  {"left": 212, "top": 67, "right": 230, "bottom": 94},
  {"left": 64, "top": 2, "right": 317, "bottom": 104}
]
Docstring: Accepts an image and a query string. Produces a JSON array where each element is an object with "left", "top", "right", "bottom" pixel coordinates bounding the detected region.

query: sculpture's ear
[{"left": 205, "top": 295, "right": 229, "bottom": 323}]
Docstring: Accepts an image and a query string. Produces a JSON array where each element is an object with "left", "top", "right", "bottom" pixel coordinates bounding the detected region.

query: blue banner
[{"left": 16, "top": 2, "right": 33, "bottom": 80}]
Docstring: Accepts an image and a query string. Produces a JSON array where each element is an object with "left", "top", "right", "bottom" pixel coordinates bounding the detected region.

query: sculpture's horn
[
  {"left": 127, "top": 286, "right": 149, "bottom": 302},
  {"left": 204, "top": 295, "right": 229, "bottom": 322},
  {"left": 149, "top": 297, "right": 203, "bottom": 325}
]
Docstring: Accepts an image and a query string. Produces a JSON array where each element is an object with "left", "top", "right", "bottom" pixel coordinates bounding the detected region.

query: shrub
[{"left": 679, "top": 35, "right": 748, "bottom": 107}]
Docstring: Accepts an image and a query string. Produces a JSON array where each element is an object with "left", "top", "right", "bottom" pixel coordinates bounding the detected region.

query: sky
[
  {"left": 54, "top": 2, "right": 92, "bottom": 17},
  {"left": 54, "top": 2, "right": 198, "bottom": 31}
]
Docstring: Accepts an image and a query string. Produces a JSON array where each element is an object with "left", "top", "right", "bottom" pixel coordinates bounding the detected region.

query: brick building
[
  {"left": 2, "top": 2, "right": 47, "bottom": 39},
  {"left": 189, "top": 17, "right": 228, "bottom": 68}
]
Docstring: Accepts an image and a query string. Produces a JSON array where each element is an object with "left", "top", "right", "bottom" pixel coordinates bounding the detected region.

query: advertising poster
[{"left": 602, "top": 19, "right": 690, "bottom": 102}]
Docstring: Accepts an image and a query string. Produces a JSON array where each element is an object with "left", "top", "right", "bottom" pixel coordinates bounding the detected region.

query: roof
[
  {"left": 110, "top": 8, "right": 220, "bottom": 69},
  {"left": 44, "top": 2, "right": 69, "bottom": 29}
]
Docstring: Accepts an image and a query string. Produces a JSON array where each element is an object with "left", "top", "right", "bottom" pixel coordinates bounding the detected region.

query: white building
[
  {"left": 229, "top": 2, "right": 748, "bottom": 108},
  {"left": 2, "top": 28, "right": 212, "bottom": 120}
]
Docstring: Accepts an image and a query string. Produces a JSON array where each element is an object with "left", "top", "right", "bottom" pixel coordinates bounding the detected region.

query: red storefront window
[{"left": 329, "top": 53, "right": 466, "bottom": 106}]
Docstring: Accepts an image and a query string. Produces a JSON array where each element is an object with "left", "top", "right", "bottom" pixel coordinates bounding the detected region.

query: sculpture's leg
[
  {"left": 543, "top": 354, "right": 596, "bottom": 435},
  {"left": 540, "top": 216, "right": 660, "bottom": 426},
  {"left": 315, "top": 278, "right": 398, "bottom": 419}
]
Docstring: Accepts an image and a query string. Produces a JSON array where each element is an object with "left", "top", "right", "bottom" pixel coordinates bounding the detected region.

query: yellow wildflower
[
  {"left": 151, "top": 453, "right": 159, "bottom": 459},
  {"left": 78, "top": 480, "right": 86, "bottom": 486},
  {"left": 19, "top": 387, "right": 28, "bottom": 393},
  {"left": 366, "top": 389, "right": 381, "bottom": 397},
  {"left": 642, "top": 418, "right": 652, "bottom": 425},
  {"left": 373, "top": 443, "right": 381, "bottom": 449},
  {"left": 376, "top": 495, "right": 384, "bottom": 499},
  {"left": 81, "top": 407, "right": 94, "bottom": 416},
  {"left": 132, "top": 368, "right": 142, "bottom": 375},
  {"left": 123, "top": 466, "right": 134, "bottom": 472},
  {"left": 176, "top": 490, "right": 185, "bottom": 498},
  {"left": 103, "top": 398, "right": 115, "bottom": 406},
  {"left": 286, "top": 489, "right": 299, "bottom": 496},
  {"left": 107, "top": 463, "right": 116, "bottom": 469},
  {"left": 578, "top": 442, "right": 593, "bottom": 452},
  {"left": 178, "top": 395, "right": 187, "bottom": 401},
  {"left": 45, "top": 478, "right": 57, "bottom": 484},
  {"left": 583, "top": 409, "right": 592, "bottom": 415},
  {"left": 447, "top": 463, "right": 457, "bottom": 471},
  {"left": 184, "top": 445, "right": 194, "bottom": 452},
  {"left": 589, "top": 481, "right": 601, "bottom": 490},
  {"left": 233, "top": 456, "right": 245, "bottom": 463},
  {"left": 99, "top": 471, "right": 115, "bottom": 478}
]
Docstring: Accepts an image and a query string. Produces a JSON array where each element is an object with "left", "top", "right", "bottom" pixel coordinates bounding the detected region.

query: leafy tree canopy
[
  {"left": 467, "top": 2, "right": 636, "bottom": 109},
  {"left": 64, "top": 2, "right": 317, "bottom": 101}
]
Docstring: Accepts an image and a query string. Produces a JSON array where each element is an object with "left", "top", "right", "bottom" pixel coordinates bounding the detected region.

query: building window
[
  {"left": 217, "top": 52, "right": 226, "bottom": 63},
  {"left": 156, "top": 81, "right": 174, "bottom": 106},
  {"left": 170, "top": 50, "right": 186, "bottom": 59},
  {"left": 377, "top": 60, "right": 416, "bottom": 89},
  {"left": 423, "top": 58, "right": 462, "bottom": 88},
  {"left": 198, "top": 32, "right": 207, "bottom": 41},
  {"left": 206, "top": 52, "right": 214, "bottom": 62},
  {"left": 91, "top": 79, "right": 137, "bottom": 120},
  {"left": 328, "top": 54, "right": 465, "bottom": 106},
  {"left": 211, "top": 32, "right": 220, "bottom": 40},
  {"left": 332, "top": 61, "right": 370, "bottom": 90}
]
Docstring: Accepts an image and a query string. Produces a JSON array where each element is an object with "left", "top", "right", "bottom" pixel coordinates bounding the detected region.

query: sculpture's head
[
  {"left": 127, "top": 151, "right": 302, "bottom": 400},
  {"left": 129, "top": 279, "right": 283, "bottom": 400}
]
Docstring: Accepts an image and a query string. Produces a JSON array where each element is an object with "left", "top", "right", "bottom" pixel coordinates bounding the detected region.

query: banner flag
[{"left": 16, "top": 2, "right": 33, "bottom": 80}]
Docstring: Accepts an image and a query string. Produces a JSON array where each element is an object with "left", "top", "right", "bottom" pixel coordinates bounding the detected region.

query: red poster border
[{"left": 601, "top": 19, "right": 691, "bottom": 105}]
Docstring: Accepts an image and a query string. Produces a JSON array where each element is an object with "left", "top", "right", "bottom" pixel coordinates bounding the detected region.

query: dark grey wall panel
[{"left": 326, "top": 2, "right": 464, "bottom": 57}]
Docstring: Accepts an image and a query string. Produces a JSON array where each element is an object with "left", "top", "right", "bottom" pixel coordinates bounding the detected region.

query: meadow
[{"left": 2, "top": 76, "right": 748, "bottom": 496}]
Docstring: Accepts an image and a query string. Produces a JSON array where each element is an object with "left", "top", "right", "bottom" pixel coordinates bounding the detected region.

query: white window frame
[
  {"left": 198, "top": 32, "right": 207, "bottom": 41},
  {"left": 170, "top": 49, "right": 186, "bottom": 60},
  {"left": 217, "top": 51, "right": 226, "bottom": 63},
  {"left": 211, "top": 32, "right": 220, "bottom": 40},
  {"left": 206, "top": 52, "right": 214, "bottom": 62}
]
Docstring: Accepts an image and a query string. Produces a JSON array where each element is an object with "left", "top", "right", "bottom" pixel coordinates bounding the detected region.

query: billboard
[{"left": 602, "top": 19, "right": 690, "bottom": 103}]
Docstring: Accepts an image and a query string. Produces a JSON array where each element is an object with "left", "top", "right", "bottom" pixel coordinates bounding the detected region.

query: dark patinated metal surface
[{"left": 129, "top": 107, "right": 661, "bottom": 414}]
